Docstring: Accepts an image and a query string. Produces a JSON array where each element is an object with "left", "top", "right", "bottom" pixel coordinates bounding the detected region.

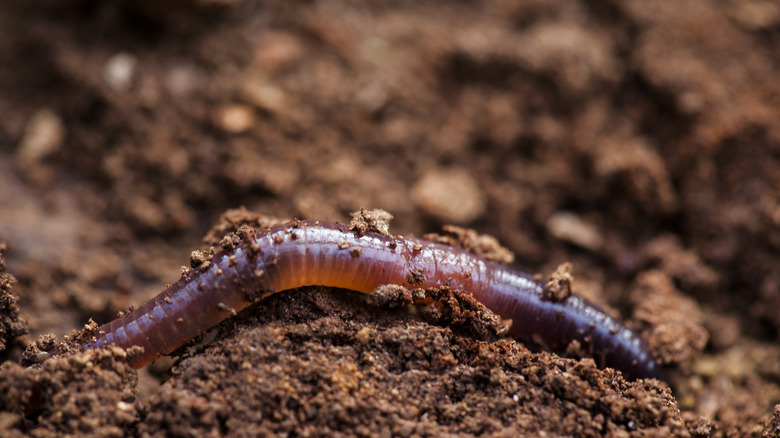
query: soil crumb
[
  {"left": 348, "top": 208, "right": 394, "bottom": 236},
  {"left": 423, "top": 225, "right": 514, "bottom": 265},
  {"left": 368, "top": 284, "right": 509, "bottom": 340},
  {"left": 0, "top": 243, "right": 27, "bottom": 353},
  {"left": 202, "top": 207, "right": 289, "bottom": 247},
  {"left": 543, "top": 262, "right": 574, "bottom": 302}
]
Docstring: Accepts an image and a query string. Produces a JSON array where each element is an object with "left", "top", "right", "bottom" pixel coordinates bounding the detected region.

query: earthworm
[{"left": 87, "top": 220, "right": 661, "bottom": 380}]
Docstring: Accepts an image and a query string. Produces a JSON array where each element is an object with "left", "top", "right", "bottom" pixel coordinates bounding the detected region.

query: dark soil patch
[{"left": 2, "top": 0, "right": 780, "bottom": 436}]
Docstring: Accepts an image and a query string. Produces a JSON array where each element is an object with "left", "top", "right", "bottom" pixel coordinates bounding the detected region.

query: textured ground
[{"left": 1, "top": 0, "right": 780, "bottom": 436}]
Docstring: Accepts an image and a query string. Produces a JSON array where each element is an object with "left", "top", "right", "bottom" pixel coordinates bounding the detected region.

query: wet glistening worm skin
[{"left": 88, "top": 221, "right": 661, "bottom": 380}]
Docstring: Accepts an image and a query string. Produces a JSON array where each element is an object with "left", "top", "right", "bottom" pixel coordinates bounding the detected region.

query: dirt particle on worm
[
  {"left": 349, "top": 208, "right": 394, "bottom": 236},
  {"left": 544, "top": 262, "right": 574, "bottom": 302}
]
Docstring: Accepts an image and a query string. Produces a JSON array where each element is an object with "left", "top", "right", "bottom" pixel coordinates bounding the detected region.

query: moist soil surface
[{"left": 2, "top": 1, "right": 780, "bottom": 436}]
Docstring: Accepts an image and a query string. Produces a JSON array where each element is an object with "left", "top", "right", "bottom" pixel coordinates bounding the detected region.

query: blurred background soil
[{"left": 1, "top": 0, "right": 780, "bottom": 436}]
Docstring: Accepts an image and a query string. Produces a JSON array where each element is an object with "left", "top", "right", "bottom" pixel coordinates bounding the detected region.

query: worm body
[{"left": 90, "top": 221, "right": 660, "bottom": 379}]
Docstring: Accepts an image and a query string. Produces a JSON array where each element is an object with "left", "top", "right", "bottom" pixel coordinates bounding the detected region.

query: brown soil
[{"left": 2, "top": 0, "right": 780, "bottom": 436}]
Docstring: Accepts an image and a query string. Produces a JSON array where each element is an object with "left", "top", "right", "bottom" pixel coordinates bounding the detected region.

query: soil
[{"left": 1, "top": 0, "right": 780, "bottom": 436}]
